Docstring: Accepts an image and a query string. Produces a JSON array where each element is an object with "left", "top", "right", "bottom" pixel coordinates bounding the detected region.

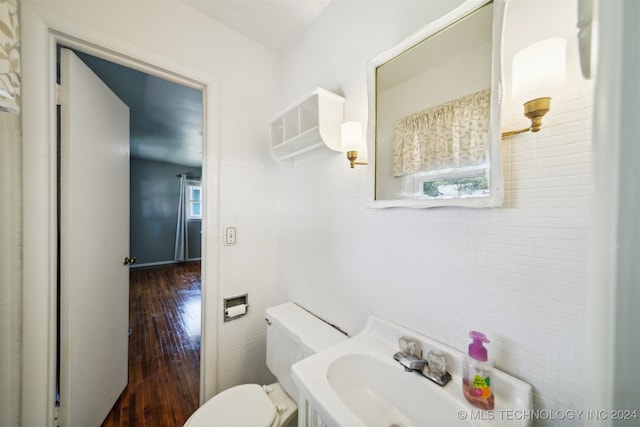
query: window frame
[
  {"left": 413, "top": 164, "right": 490, "bottom": 200},
  {"left": 186, "top": 181, "right": 202, "bottom": 220}
]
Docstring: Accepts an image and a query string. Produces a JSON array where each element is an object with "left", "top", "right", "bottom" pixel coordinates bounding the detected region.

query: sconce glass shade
[
  {"left": 341, "top": 121, "right": 363, "bottom": 152},
  {"left": 512, "top": 38, "right": 566, "bottom": 107}
]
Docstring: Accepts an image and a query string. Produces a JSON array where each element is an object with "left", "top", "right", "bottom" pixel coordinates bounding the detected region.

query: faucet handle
[
  {"left": 423, "top": 349, "right": 452, "bottom": 386},
  {"left": 399, "top": 336, "right": 421, "bottom": 357},
  {"left": 426, "top": 350, "right": 447, "bottom": 376}
]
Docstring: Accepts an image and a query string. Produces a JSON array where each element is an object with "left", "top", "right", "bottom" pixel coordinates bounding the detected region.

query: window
[
  {"left": 415, "top": 164, "right": 489, "bottom": 199},
  {"left": 187, "top": 183, "right": 202, "bottom": 220}
]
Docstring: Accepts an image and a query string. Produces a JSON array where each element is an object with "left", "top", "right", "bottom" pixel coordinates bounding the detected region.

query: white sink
[
  {"left": 328, "top": 353, "right": 470, "bottom": 427},
  {"left": 292, "top": 316, "right": 533, "bottom": 427}
]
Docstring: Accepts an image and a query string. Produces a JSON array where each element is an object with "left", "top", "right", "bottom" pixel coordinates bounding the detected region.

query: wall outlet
[{"left": 225, "top": 227, "right": 237, "bottom": 245}]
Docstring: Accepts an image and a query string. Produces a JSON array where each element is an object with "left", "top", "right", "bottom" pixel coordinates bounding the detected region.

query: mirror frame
[{"left": 366, "top": 0, "right": 506, "bottom": 209}]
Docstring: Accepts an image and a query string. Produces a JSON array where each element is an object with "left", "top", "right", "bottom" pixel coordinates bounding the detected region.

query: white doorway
[
  {"left": 21, "top": 11, "right": 221, "bottom": 425},
  {"left": 56, "top": 46, "right": 205, "bottom": 425}
]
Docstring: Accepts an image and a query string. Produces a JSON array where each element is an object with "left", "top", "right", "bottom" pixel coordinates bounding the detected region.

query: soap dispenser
[{"left": 463, "top": 331, "right": 494, "bottom": 410}]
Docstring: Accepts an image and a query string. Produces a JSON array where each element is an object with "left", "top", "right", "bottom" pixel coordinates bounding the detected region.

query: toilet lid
[{"left": 184, "top": 384, "right": 277, "bottom": 427}]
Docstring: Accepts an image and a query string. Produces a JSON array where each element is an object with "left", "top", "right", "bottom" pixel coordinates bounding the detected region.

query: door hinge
[
  {"left": 54, "top": 404, "right": 62, "bottom": 427},
  {"left": 56, "top": 84, "right": 62, "bottom": 106}
]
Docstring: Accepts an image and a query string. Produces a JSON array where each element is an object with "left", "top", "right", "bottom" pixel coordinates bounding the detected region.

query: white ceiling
[{"left": 181, "top": 0, "right": 333, "bottom": 51}]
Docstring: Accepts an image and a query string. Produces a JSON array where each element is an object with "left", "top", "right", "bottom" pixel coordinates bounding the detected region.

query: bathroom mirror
[{"left": 366, "top": 0, "right": 505, "bottom": 208}]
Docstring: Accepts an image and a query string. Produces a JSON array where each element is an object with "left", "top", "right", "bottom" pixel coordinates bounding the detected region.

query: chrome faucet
[
  {"left": 394, "top": 350, "right": 427, "bottom": 372},
  {"left": 393, "top": 336, "right": 451, "bottom": 386}
]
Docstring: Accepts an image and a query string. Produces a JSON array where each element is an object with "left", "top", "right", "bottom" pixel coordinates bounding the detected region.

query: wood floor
[{"left": 101, "top": 262, "right": 201, "bottom": 427}]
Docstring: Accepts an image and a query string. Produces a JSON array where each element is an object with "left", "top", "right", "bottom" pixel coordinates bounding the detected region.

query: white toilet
[{"left": 184, "top": 302, "right": 348, "bottom": 427}]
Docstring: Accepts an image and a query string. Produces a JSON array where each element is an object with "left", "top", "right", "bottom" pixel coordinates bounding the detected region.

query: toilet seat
[
  {"left": 184, "top": 302, "right": 346, "bottom": 427},
  {"left": 184, "top": 384, "right": 278, "bottom": 427}
]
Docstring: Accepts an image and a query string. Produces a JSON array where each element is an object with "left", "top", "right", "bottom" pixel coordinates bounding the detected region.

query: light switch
[{"left": 225, "top": 227, "right": 237, "bottom": 245}]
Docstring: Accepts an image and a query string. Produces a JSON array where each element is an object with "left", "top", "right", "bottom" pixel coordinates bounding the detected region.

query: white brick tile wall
[{"left": 278, "top": 88, "right": 592, "bottom": 426}]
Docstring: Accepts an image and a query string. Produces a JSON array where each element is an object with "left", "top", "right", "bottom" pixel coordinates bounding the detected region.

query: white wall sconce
[
  {"left": 342, "top": 121, "right": 368, "bottom": 168},
  {"left": 502, "top": 38, "right": 566, "bottom": 138}
]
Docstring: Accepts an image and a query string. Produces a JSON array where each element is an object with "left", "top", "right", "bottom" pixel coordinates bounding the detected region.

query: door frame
[{"left": 21, "top": 6, "right": 220, "bottom": 426}]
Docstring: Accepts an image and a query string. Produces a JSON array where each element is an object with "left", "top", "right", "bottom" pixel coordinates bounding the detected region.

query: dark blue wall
[{"left": 130, "top": 158, "right": 201, "bottom": 266}]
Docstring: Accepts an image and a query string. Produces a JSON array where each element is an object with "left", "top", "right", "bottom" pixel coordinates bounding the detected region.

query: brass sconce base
[
  {"left": 524, "top": 97, "right": 550, "bottom": 132},
  {"left": 502, "top": 97, "right": 551, "bottom": 138},
  {"left": 347, "top": 150, "right": 368, "bottom": 168}
]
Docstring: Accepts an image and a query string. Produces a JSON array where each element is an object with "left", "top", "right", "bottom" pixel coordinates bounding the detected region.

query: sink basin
[
  {"left": 328, "top": 353, "right": 469, "bottom": 427},
  {"left": 292, "top": 315, "right": 533, "bottom": 427}
]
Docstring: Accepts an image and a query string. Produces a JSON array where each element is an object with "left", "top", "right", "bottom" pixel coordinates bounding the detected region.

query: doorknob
[{"left": 123, "top": 256, "right": 136, "bottom": 265}]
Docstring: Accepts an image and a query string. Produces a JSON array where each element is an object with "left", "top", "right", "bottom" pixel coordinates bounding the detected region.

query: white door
[{"left": 59, "top": 48, "right": 131, "bottom": 426}]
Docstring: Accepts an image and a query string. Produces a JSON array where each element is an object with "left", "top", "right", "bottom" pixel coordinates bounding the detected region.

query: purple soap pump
[{"left": 462, "top": 331, "right": 494, "bottom": 410}]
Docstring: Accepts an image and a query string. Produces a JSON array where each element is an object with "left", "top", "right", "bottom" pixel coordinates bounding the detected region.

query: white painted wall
[
  {"left": 20, "top": 1, "right": 281, "bottom": 424},
  {"left": 0, "top": 112, "right": 22, "bottom": 427},
  {"left": 278, "top": 1, "right": 592, "bottom": 425}
]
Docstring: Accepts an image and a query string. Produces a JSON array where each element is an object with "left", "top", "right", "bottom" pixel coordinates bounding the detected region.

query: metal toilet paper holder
[{"left": 223, "top": 294, "right": 249, "bottom": 322}]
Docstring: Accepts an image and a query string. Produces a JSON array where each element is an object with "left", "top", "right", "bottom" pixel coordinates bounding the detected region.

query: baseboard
[{"left": 131, "top": 258, "right": 201, "bottom": 269}]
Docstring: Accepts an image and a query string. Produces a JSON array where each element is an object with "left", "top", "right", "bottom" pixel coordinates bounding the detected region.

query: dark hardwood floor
[{"left": 101, "top": 262, "right": 201, "bottom": 427}]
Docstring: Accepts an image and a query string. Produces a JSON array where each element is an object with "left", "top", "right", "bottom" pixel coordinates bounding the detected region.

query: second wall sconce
[
  {"left": 342, "top": 121, "right": 368, "bottom": 168},
  {"left": 502, "top": 38, "right": 566, "bottom": 138}
]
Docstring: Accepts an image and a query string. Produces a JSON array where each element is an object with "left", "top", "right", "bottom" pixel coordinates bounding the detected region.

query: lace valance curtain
[{"left": 393, "top": 88, "right": 490, "bottom": 177}]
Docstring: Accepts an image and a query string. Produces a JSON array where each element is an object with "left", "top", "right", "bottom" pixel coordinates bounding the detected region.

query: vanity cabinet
[
  {"left": 298, "top": 398, "right": 330, "bottom": 427},
  {"left": 269, "top": 88, "right": 345, "bottom": 162}
]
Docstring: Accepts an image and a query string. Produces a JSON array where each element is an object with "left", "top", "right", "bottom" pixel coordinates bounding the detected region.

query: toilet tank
[{"left": 265, "top": 303, "right": 347, "bottom": 401}]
